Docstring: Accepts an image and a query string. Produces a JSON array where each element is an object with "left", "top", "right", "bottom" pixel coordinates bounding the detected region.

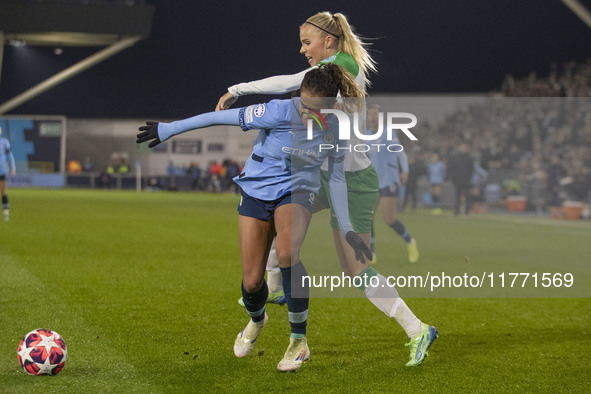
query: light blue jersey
[
  {"left": 0, "top": 137, "right": 15, "bottom": 176},
  {"left": 236, "top": 99, "right": 346, "bottom": 201},
  {"left": 428, "top": 161, "right": 446, "bottom": 185},
  {"left": 156, "top": 98, "right": 353, "bottom": 234},
  {"left": 366, "top": 130, "right": 408, "bottom": 189}
]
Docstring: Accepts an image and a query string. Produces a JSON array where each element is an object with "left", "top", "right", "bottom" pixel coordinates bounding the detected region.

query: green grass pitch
[{"left": 0, "top": 189, "right": 589, "bottom": 392}]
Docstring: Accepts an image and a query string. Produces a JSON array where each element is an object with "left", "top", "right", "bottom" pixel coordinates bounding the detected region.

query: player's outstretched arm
[
  {"left": 137, "top": 108, "right": 242, "bottom": 147},
  {"left": 215, "top": 68, "right": 313, "bottom": 111}
]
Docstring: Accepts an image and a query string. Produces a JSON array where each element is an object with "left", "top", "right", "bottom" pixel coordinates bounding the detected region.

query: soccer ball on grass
[{"left": 17, "top": 329, "right": 68, "bottom": 375}]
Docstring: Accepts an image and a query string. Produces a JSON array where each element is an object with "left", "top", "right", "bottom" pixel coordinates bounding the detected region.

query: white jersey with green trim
[{"left": 226, "top": 51, "right": 372, "bottom": 173}]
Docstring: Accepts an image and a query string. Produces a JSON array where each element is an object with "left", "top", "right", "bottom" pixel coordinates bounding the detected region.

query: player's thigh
[
  {"left": 0, "top": 179, "right": 6, "bottom": 195},
  {"left": 273, "top": 203, "right": 311, "bottom": 268},
  {"left": 238, "top": 215, "right": 274, "bottom": 291}
]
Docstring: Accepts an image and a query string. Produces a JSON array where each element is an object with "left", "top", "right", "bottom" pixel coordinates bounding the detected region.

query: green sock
[{"left": 355, "top": 266, "right": 379, "bottom": 292}]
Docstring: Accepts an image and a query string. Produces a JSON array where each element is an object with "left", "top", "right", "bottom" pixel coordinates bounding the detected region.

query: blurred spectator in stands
[
  {"left": 100, "top": 163, "right": 113, "bottom": 189},
  {"left": 503, "top": 179, "right": 522, "bottom": 197},
  {"left": 501, "top": 73, "right": 515, "bottom": 95},
  {"left": 146, "top": 176, "right": 161, "bottom": 191},
  {"left": 565, "top": 164, "right": 591, "bottom": 201},
  {"left": 225, "top": 159, "right": 240, "bottom": 193},
  {"left": 546, "top": 156, "right": 564, "bottom": 206},
  {"left": 118, "top": 159, "right": 130, "bottom": 174},
  {"left": 67, "top": 159, "right": 82, "bottom": 174},
  {"left": 208, "top": 160, "right": 223, "bottom": 192},
  {"left": 167, "top": 161, "right": 176, "bottom": 176},
  {"left": 448, "top": 143, "right": 474, "bottom": 215},
  {"left": 105, "top": 161, "right": 115, "bottom": 176},
  {"left": 189, "top": 162, "right": 202, "bottom": 191},
  {"left": 82, "top": 156, "right": 93, "bottom": 172},
  {"left": 523, "top": 160, "right": 547, "bottom": 214},
  {"left": 470, "top": 161, "right": 488, "bottom": 204}
]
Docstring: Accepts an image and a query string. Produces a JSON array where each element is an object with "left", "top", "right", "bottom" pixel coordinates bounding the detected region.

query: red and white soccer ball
[{"left": 17, "top": 329, "right": 68, "bottom": 376}]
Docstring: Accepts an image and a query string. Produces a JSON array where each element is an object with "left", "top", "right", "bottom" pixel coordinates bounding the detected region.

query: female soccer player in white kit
[{"left": 216, "top": 11, "right": 437, "bottom": 367}]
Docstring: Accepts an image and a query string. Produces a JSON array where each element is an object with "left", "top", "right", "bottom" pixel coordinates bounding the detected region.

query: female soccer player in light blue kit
[
  {"left": 428, "top": 152, "right": 446, "bottom": 214},
  {"left": 138, "top": 64, "right": 371, "bottom": 372},
  {"left": 366, "top": 106, "right": 419, "bottom": 263},
  {"left": 215, "top": 11, "right": 437, "bottom": 367},
  {"left": 0, "top": 126, "right": 16, "bottom": 221}
]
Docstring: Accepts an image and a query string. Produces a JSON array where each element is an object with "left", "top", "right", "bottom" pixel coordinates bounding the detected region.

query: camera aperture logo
[
  {"left": 303, "top": 109, "right": 328, "bottom": 131},
  {"left": 306, "top": 109, "right": 417, "bottom": 152}
]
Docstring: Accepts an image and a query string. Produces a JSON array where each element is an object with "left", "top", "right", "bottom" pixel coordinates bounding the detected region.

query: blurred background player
[
  {"left": 216, "top": 11, "right": 437, "bottom": 367},
  {"left": 366, "top": 105, "right": 419, "bottom": 263},
  {"left": 448, "top": 143, "right": 475, "bottom": 216},
  {"left": 428, "top": 152, "right": 446, "bottom": 215},
  {"left": 403, "top": 153, "right": 426, "bottom": 212},
  {"left": 0, "top": 126, "right": 16, "bottom": 221},
  {"left": 138, "top": 64, "right": 371, "bottom": 372}
]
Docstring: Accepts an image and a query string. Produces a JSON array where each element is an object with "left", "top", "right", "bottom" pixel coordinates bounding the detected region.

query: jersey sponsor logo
[
  {"left": 245, "top": 106, "right": 254, "bottom": 124},
  {"left": 254, "top": 104, "right": 265, "bottom": 118}
]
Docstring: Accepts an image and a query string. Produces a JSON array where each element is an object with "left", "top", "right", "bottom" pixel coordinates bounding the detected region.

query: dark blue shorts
[
  {"left": 0, "top": 174, "right": 5, "bottom": 181},
  {"left": 379, "top": 182, "right": 400, "bottom": 197},
  {"left": 238, "top": 189, "right": 315, "bottom": 221}
]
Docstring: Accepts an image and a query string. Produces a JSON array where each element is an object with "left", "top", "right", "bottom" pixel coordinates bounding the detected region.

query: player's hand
[
  {"left": 136, "top": 121, "right": 161, "bottom": 148},
  {"left": 400, "top": 171, "right": 408, "bottom": 185},
  {"left": 215, "top": 92, "right": 237, "bottom": 111},
  {"left": 10, "top": 169, "right": 16, "bottom": 178},
  {"left": 345, "top": 231, "right": 372, "bottom": 264}
]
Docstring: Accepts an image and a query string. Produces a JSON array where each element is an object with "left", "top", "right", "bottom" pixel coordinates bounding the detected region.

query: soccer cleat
[
  {"left": 233, "top": 313, "right": 268, "bottom": 358},
  {"left": 267, "top": 290, "right": 286, "bottom": 305},
  {"left": 408, "top": 239, "right": 419, "bottom": 263},
  {"left": 405, "top": 323, "right": 438, "bottom": 366},
  {"left": 3, "top": 210, "right": 8, "bottom": 222},
  {"left": 238, "top": 290, "right": 286, "bottom": 307},
  {"left": 277, "top": 337, "right": 310, "bottom": 372},
  {"left": 370, "top": 253, "right": 378, "bottom": 265}
]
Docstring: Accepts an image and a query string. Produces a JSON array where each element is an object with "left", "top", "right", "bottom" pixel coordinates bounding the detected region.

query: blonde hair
[{"left": 304, "top": 11, "right": 377, "bottom": 88}]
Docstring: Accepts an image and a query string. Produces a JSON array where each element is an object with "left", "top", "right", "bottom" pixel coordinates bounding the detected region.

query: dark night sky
[{"left": 1, "top": 0, "right": 590, "bottom": 119}]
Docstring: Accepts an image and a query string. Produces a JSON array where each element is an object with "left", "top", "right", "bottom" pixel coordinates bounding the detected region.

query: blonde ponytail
[{"left": 304, "top": 11, "right": 377, "bottom": 88}]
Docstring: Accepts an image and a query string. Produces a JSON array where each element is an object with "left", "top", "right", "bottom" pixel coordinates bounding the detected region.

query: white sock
[
  {"left": 364, "top": 274, "right": 423, "bottom": 338},
  {"left": 266, "top": 239, "right": 282, "bottom": 293}
]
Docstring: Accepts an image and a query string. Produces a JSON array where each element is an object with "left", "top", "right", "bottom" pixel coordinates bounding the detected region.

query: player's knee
[
  {"left": 383, "top": 214, "right": 397, "bottom": 227},
  {"left": 242, "top": 277, "right": 264, "bottom": 293},
  {"left": 275, "top": 247, "right": 297, "bottom": 268}
]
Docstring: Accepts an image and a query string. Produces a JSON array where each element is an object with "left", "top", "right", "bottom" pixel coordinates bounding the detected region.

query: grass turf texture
[{"left": 0, "top": 189, "right": 589, "bottom": 392}]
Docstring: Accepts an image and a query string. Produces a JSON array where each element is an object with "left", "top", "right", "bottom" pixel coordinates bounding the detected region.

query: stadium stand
[{"left": 411, "top": 58, "right": 591, "bottom": 215}]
